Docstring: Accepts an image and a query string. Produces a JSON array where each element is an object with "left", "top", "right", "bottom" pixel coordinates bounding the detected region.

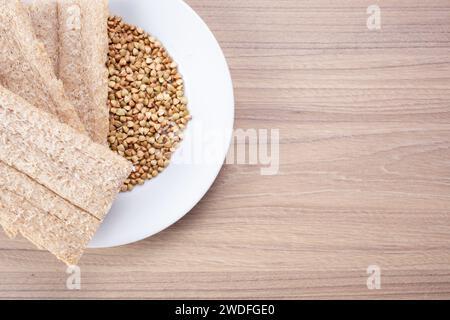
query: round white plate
[{"left": 89, "top": 0, "right": 234, "bottom": 248}]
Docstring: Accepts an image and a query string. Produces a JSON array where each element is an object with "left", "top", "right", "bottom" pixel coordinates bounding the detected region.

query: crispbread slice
[
  {"left": 0, "top": 0, "right": 84, "bottom": 132},
  {"left": 0, "top": 162, "right": 98, "bottom": 232},
  {"left": 0, "top": 162, "right": 99, "bottom": 264},
  {"left": 0, "top": 85, "right": 132, "bottom": 220},
  {"left": 0, "top": 195, "right": 87, "bottom": 265},
  {"left": 58, "top": 0, "right": 109, "bottom": 144},
  {"left": 27, "top": 0, "right": 59, "bottom": 73}
]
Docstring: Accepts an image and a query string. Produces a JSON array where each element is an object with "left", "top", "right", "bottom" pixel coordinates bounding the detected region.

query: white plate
[{"left": 89, "top": 0, "right": 234, "bottom": 248}]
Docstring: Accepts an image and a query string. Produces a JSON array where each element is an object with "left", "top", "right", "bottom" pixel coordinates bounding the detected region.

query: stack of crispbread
[
  {"left": 0, "top": 85, "right": 132, "bottom": 265},
  {"left": 0, "top": 0, "right": 85, "bottom": 132},
  {"left": 0, "top": 0, "right": 130, "bottom": 265},
  {"left": 27, "top": 0, "right": 110, "bottom": 144}
]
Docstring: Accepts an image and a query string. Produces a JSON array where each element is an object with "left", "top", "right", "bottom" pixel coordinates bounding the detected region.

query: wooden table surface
[{"left": 1, "top": 0, "right": 450, "bottom": 299}]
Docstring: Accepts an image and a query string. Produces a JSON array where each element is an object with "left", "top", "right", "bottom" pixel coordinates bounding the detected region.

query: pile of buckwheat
[{"left": 107, "top": 16, "right": 191, "bottom": 192}]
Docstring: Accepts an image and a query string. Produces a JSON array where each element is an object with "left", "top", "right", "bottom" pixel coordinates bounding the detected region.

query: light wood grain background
[{"left": 1, "top": 0, "right": 450, "bottom": 299}]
